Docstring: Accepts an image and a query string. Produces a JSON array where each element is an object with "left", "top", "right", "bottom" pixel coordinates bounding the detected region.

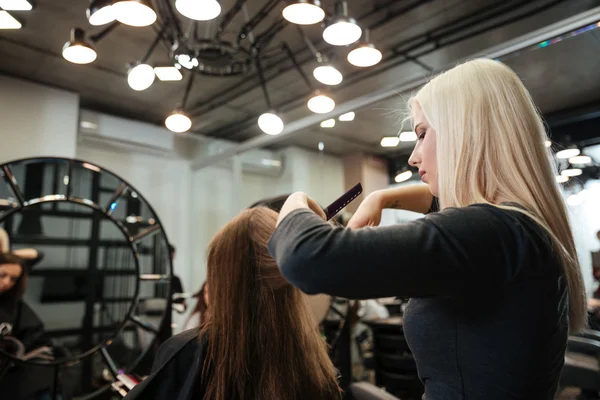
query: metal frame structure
[{"left": 0, "top": 157, "right": 173, "bottom": 400}]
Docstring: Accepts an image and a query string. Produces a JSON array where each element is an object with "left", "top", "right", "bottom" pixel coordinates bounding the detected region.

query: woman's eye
[{"left": 418, "top": 131, "right": 426, "bottom": 140}]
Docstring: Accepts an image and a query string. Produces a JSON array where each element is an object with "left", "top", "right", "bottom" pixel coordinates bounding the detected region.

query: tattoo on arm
[{"left": 386, "top": 200, "right": 402, "bottom": 209}]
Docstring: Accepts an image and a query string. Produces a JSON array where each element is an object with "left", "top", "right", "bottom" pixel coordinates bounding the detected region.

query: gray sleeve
[{"left": 267, "top": 205, "right": 530, "bottom": 299}]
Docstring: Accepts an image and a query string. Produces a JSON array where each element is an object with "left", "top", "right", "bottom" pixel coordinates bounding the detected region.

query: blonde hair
[{"left": 409, "top": 58, "right": 586, "bottom": 332}]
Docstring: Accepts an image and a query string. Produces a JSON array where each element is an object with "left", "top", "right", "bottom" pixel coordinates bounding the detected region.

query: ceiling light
[
  {"left": 128, "top": 63, "right": 155, "bottom": 91},
  {"left": 175, "top": 0, "right": 221, "bottom": 21},
  {"left": 320, "top": 119, "right": 335, "bottom": 128},
  {"left": 381, "top": 137, "right": 400, "bottom": 147},
  {"left": 348, "top": 43, "right": 382, "bottom": 67},
  {"left": 282, "top": 0, "right": 324, "bottom": 25},
  {"left": 544, "top": 140, "right": 552, "bottom": 148},
  {"left": 561, "top": 168, "right": 582, "bottom": 177},
  {"left": 87, "top": 0, "right": 115, "bottom": 26},
  {"left": 0, "top": 10, "right": 21, "bottom": 29},
  {"left": 323, "top": 20, "right": 362, "bottom": 46},
  {"left": 556, "top": 148, "right": 580, "bottom": 159},
  {"left": 258, "top": 112, "right": 284, "bottom": 135},
  {"left": 399, "top": 131, "right": 417, "bottom": 142},
  {"left": 313, "top": 65, "right": 343, "bottom": 86},
  {"left": 0, "top": 0, "right": 32, "bottom": 11},
  {"left": 154, "top": 66, "right": 183, "bottom": 81},
  {"left": 307, "top": 91, "right": 335, "bottom": 114},
  {"left": 175, "top": 54, "right": 197, "bottom": 69},
  {"left": 62, "top": 28, "right": 97, "bottom": 64},
  {"left": 339, "top": 111, "right": 355, "bottom": 121},
  {"left": 395, "top": 170, "right": 412, "bottom": 183},
  {"left": 555, "top": 175, "right": 569, "bottom": 183},
  {"left": 318, "top": 142, "right": 324, "bottom": 151},
  {"left": 112, "top": 0, "right": 157, "bottom": 27},
  {"left": 569, "top": 155, "right": 592, "bottom": 165},
  {"left": 165, "top": 110, "right": 192, "bottom": 133}
]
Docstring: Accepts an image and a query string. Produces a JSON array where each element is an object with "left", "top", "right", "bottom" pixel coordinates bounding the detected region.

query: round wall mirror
[{"left": 0, "top": 157, "right": 172, "bottom": 399}]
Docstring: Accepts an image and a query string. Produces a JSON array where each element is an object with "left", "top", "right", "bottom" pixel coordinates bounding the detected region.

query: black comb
[{"left": 323, "top": 183, "right": 363, "bottom": 220}]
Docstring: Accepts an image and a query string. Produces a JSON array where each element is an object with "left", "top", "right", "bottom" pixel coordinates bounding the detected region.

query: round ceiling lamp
[
  {"left": 112, "top": 0, "right": 157, "bottom": 27},
  {"left": 313, "top": 65, "right": 343, "bottom": 85},
  {"left": 282, "top": 0, "right": 325, "bottom": 25},
  {"left": 62, "top": 28, "right": 97, "bottom": 64},
  {"left": 323, "top": 1, "right": 361, "bottom": 46},
  {"left": 127, "top": 63, "right": 155, "bottom": 91},
  {"left": 258, "top": 112, "right": 284, "bottom": 135},
  {"left": 348, "top": 43, "right": 382, "bottom": 67},
  {"left": 307, "top": 91, "right": 335, "bottom": 114},
  {"left": 175, "top": 0, "right": 221, "bottom": 21},
  {"left": 165, "top": 110, "right": 192, "bottom": 133},
  {"left": 87, "top": 0, "right": 115, "bottom": 26}
]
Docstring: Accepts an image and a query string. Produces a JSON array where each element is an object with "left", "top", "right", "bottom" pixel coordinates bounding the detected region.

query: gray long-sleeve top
[{"left": 268, "top": 204, "right": 568, "bottom": 399}]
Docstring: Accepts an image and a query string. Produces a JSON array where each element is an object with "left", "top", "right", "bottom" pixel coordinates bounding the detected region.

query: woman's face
[
  {"left": 0, "top": 263, "right": 22, "bottom": 294},
  {"left": 408, "top": 102, "right": 439, "bottom": 196}
]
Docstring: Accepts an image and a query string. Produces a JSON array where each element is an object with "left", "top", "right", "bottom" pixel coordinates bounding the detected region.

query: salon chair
[
  {"left": 365, "top": 318, "right": 423, "bottom": 400},
  {"left": 349, "top": 382, "right": 401, "bottom": 400},
  {"left": 560, "top": 329, "right": 600, "bottom": 399}
]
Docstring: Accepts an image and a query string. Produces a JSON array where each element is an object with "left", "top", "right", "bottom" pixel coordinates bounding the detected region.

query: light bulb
[
  {"left": 556, "top": 148, "right": 580, "bottom": 159},
  {"left": 399, "top": 131, "right": 417, "bottom": 142},
  {"left": 175, "top": 0, "right": 221, "bottom": 21},
  {"left": 87, "top": 0, "right": 115, "bottom": 26},
  {"left": 348, "top": 44, "right": 382, "bottom": 67},
  {"left": 395, "top": 171, "right": 412, "bottom": 183},
  {"left": 544, "top": 140, "right": 552, "bottom": 148},
  {"left": 555, "top": 175, "right": 569, "bottom": 183},
  {"left": 561, "top": 168, "right": 582, "bottom": 177},
  {"left": 323, "top": 20, "right": 362, "bottom": 46},
  {"left": 282, "top": 0, "right": 325, "bottom": 25},
  {"left": 128, "top": 64, "right": 155, "bottom": 91},
  {"left": 307, "top": 93, "right": 335, "bottom": 114},
  {"left": 380, "top": 137, "right": 400, "bottom": 147},
  {"left": 313, "top": 65, "right": 343, "bottom": 86},
  {"left": 569, "top": 155, "right": 592, "bottom": 165},
  {"left": 318, "top": 142, "right": 324, "bottom": 151},
  {"left": 176, "top": 54, "right": 196, "bottom": 69},
  {"left": 320, "top": 119, "right": 335, "bottom": 128},
  {"left": 165, "top": 111, "right": 192, "bottom": 133},
  {"left": 338, "top": 111, "right": 355, "bottom": 121},
  {"left": 62, "top": 28, "right": 97, "bottom": 64},
  {"left": 258, "top": 112, "right": 284, "bottom": 135},
  {"left": 113, "top": 0, "right": 157, "bottom": 27}
]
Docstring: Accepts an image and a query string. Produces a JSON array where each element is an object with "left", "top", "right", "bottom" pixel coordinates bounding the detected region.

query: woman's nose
[{"left": 408, "top": 148, "right": 420, "bottom": 167}]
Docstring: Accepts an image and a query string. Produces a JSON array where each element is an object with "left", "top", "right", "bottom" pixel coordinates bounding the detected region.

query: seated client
[{"left": 125, "top": 207, "right": 342, "bottom": 400}]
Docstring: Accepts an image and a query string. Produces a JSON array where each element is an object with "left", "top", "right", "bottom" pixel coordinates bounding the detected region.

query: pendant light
[
  {"left": 127, "top": 63, "right": 155, "bottom": 91},
  {"left": 556, "top": 148, "right": 580, "bottom": 159},
  {"left": 62, "top": 28, "right": 97, "bottom": 64},
  {"left": 112, "top": 0, "right": 157, "bottom": 27},
  {"left": 395, "top": 169, "right": 413, "bottom": 183},
  {"left": 165, "top": 110, "right": 192, "bottom": 133},
  {"left": 282, "top": 0, "right": 325, "bottom": 25},
  {"left": 87, "top": 0, "right": 115, "bottom": 26},
  {"left": 175, "top": 0, "right": 221, "bottom": 21},
  {"left": 307, "top": 90, "right": 335, "bottom": 114},
  {"left": 323, "top": 1, "right": 362, "bottom": 46},
  {"left": 313, "top": 65, "right": 343, "bottom": 85},
  {"left": 258, "top": 112, "right": 284, "bottom": 136},
  {"left": 347, "top": 30, "right": 382, "bottom": 67}
]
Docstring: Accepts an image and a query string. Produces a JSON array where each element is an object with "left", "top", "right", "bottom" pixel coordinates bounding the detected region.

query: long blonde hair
[{"left": 409, "top": 58, "right": 586, "bottom": 332}]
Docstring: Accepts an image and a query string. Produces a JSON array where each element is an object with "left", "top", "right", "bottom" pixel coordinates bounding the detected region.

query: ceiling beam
[{"left": 191, "top": 6, "right": 600, "bottom": 171}]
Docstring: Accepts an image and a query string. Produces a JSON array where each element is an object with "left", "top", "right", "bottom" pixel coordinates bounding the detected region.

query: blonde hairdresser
[{"left": 269, "top": 59, "right": 585, "bottom": 399}]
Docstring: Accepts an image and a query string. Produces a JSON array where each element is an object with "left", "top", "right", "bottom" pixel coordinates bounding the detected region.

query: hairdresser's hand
[
  {"left": 277, "top": 192, "right": 326, "bottom": 227},
  {"left": 347, "top": 192, "right": 383, "bottom": 229}
]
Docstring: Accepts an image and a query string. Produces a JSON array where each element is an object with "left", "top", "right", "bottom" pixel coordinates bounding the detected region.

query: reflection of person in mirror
[{"left": 124, "top": 208, "right": 341, "bottom": 400}]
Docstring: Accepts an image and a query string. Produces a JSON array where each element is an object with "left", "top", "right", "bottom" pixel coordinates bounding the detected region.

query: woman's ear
[{"left": 0, "top": 228, "right": 9, "bottom": 253}]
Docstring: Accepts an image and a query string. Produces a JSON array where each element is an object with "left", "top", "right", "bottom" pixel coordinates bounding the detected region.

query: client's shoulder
[{"left": 154, "top": 328, "right": 205, "bottom": 367}]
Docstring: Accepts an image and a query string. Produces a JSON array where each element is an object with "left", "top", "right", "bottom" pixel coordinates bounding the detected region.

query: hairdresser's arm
[
  {"left": 268, "top": 204, "right": 524, "bottom": 299},
  {"left": 347, "top": 185, "right": 435, "bottom": 229}
]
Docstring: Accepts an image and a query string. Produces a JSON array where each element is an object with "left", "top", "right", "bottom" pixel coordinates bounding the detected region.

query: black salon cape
[
  {"left": 0, "top": 299, "right": 55, "bottom": 400},
  {"left": 125, "top": 328, "right": 207, "bottom": 400}
]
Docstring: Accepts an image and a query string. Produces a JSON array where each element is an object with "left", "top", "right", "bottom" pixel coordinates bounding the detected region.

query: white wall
[{"left": 0, "top": 75, "right": 79, "bottom": 161}]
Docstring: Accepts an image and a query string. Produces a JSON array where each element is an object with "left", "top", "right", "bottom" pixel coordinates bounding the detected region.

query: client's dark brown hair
[
  {"left": 0, "top": 253, "right": 27, "bottom": 302},
  {"left": 200, "top": 207, "right": 341, "bottom": 400}
]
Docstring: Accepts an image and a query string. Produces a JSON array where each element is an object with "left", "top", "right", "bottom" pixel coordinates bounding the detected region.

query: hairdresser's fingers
[
  {"left": 277, "top": 192, "right": 309, "bottom": 226},
  {"left": 306, "top": 196, "right": 327, "bottom": 220}
]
